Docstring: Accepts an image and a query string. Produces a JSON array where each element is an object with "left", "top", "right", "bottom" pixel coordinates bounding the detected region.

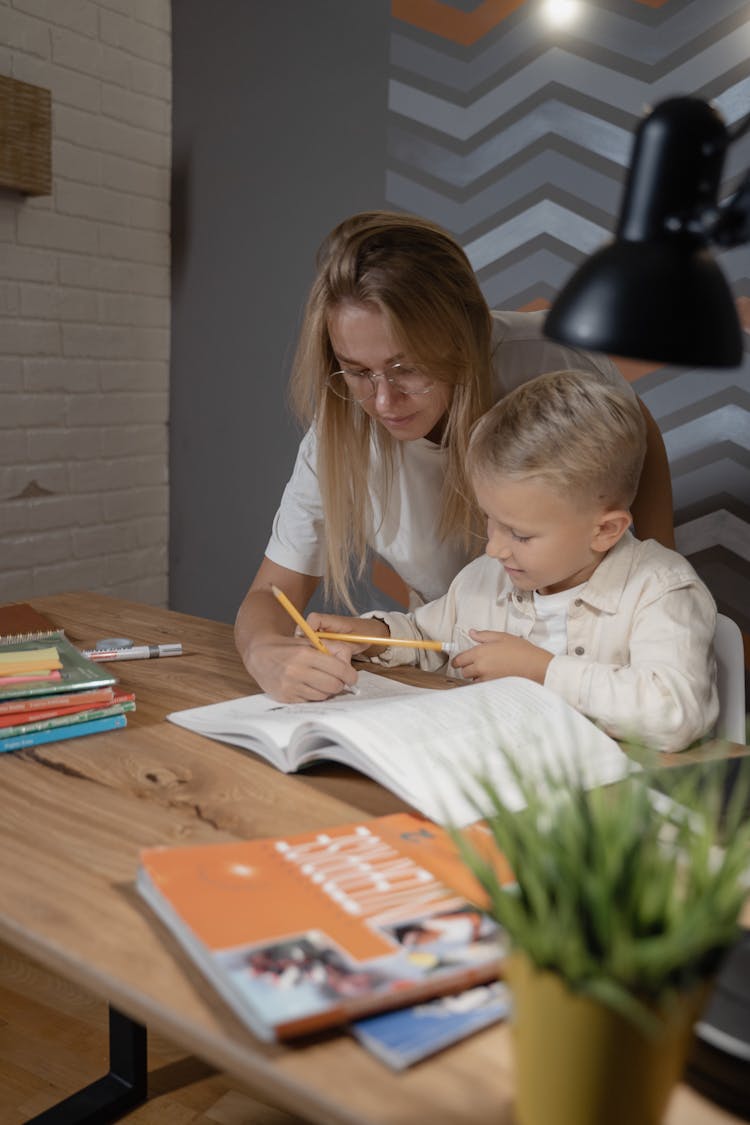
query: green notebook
[{"left": 0, "top": 633, "right": 116, "bottom": 700}]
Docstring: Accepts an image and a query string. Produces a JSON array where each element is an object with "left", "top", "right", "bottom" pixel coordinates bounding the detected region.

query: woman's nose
[{"left": 373, "top": 375, "right": 400, "bottom": 407}]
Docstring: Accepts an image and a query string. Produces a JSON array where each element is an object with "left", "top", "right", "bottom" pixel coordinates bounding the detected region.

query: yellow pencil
[
  {"left": 270, "top": 586, "right": 359, "bottom": 696},
  {"left": 271, "top": 585, "right": 330, "bottom": 654},
  {"left": 316, "top": 632, "right": 456, "bottom": 654}
]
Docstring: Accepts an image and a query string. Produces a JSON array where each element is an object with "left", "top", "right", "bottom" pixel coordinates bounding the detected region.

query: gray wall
[{"left": 170, "top": 1, "right": 390, "bottom": 621}]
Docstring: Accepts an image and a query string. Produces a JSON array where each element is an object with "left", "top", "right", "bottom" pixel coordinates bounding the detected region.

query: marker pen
[{"left": 81, "top": 643, "right": 183, "bottom": 661}]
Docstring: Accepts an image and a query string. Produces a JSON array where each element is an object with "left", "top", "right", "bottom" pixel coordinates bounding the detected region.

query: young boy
[{"left": 309, "top": 370, "right": 719, "bottom": 753}]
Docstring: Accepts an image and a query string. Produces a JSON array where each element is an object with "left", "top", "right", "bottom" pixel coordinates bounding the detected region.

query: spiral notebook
[
  {"left": 0, "top": 602, "right": 116, "bottom": 700},
  {"left": 0, "top": 602, "right": 62, "bottom": 644}
]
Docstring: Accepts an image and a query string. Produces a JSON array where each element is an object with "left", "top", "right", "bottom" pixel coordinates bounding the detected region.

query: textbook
[
  {"left": 137, "top": 812, "right": 511, "bottom": 1043},
  {"left": 167, "top": 671, "right": 632, "bottom": 827},
  {"left": 0, "top": 711, "right": 127, "bottom": 753},
  {"left": 351, "top": 980, "right": 511, "bottom": 1069}
]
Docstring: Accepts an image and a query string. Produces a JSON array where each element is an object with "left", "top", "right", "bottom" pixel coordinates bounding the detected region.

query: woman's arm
[
  {"left": 234, "top": 557, "right": 358, "bottom": 702},
  {"left": 631, "top": 397, "right": 675, "bottom": 548}
]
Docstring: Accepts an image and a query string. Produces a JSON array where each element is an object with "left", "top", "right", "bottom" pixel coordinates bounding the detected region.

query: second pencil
[{"left": 315, "top": 632, "right": 456, "bottom": 654}]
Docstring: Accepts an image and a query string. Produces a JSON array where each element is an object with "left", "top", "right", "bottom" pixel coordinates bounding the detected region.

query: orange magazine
[{"left": 137, "top": 812, "right": 514, "bottom": 1042}]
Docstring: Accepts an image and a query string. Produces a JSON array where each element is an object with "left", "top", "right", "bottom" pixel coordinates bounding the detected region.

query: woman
[{"left": 235, "top": 211, "right": 674, "bottom": 702}]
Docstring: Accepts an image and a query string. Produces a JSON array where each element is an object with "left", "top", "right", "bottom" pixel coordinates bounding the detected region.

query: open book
[{"left": 167, "top": 672, "right": 633, "bottom": 827}]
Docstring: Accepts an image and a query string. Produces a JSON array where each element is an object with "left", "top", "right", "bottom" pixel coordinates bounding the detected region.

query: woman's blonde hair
[
  {"left": 289, "top": 210, "right": 493, "bottom": 609},
  {"left": 467, "top": 369, "right": 647, "bottom": 510}
]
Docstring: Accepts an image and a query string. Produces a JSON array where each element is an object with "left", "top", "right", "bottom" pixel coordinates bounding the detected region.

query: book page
[
  {"left": 292, "top": 677, "right": 632, "bottom": 826},
  {"left": 166, "top": 672, "right": 430, "bottom": 768}
]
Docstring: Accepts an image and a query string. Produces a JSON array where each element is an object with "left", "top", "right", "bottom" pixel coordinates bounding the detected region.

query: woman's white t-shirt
[{"left": 265, "top": 309, "right": 633, "bottom": 605}]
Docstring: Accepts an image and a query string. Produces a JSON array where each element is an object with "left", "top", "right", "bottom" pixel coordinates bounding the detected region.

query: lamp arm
[
  {"left": 727, "top": 108, "right": 750, "bottom": 145},
  {"left": 703, "top": 169, "right": 750, "bottom": 248},
  {"left": 697, "top": 108, "right": 750, "bottom": 248}
]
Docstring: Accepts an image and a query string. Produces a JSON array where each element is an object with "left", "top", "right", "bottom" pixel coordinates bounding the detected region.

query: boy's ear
[{"left": 591, "top": 509, "right": 633, "bottom": 552}]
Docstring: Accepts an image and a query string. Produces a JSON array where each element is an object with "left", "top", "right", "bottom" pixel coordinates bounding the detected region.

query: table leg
[{"left": 25, "top": 1007, "right": 148, "bottom": 1124}]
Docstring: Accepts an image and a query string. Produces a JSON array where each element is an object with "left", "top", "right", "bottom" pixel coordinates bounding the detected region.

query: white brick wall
[{"left": 0, "top": 0, "right": 171, "bottom": 606}]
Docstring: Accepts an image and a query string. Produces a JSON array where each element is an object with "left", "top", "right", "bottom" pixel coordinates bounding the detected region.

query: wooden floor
[{"left": 0, "top": 940, "right": 307, "bottom": 1124}]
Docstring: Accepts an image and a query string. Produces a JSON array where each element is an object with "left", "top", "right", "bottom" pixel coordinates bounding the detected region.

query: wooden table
[{"left": 0, "top": 592, "right": 743, "bottom": 1125}]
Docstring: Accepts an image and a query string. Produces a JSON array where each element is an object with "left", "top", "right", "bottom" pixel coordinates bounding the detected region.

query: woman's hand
[
  {"left": 451, "top": 629, "right": 553, "bottom": 685},
  {"left": 306, "top": 612, "right": 391, "bottom": 656},
  {"left": 234, "top": 561, "right": 359, "bottom": 703},
  {"left": 244, "top": 633, "right": 359, "bottom": 703}
]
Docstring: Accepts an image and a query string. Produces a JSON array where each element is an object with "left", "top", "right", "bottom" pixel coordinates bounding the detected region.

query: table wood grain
[{"left": 0, "top": 592, "right": 741, "bottom": 1125}]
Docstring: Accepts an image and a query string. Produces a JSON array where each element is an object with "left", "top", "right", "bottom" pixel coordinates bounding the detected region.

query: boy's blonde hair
[
  {"left": 289, "top": 210, "right": 493, "bottom": 609},
  {"left": 467, "top": 369, "right": 647, "bottom": 510}
]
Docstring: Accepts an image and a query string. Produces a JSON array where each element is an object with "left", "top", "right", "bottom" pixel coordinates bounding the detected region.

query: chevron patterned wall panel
[{"left": 388, "top": 0, "right": 750, "bottom": 648}]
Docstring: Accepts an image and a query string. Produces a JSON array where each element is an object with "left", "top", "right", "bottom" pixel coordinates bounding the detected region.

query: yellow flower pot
[{"left": 505, "top": 952, "right": 711, "bottom": 1125}]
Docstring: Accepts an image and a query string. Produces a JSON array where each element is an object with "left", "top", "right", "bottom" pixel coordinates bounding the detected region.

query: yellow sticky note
[{"left": 0, "top": 646, "right": 62, "bottom": 673}]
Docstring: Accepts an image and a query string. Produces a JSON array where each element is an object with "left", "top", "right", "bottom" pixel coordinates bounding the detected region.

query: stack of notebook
[{"left": 0, "top": 602, "right": 132, "bottom": 752}]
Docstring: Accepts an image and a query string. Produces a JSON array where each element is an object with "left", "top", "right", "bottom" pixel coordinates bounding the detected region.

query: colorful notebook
[
  {"left": 0, "top": 712, "right": 128, "bottom": 752},
  {"left": 0, "top": 694, "right": 135, "bottom": 738}
]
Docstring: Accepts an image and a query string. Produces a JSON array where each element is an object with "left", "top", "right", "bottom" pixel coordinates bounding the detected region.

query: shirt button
[
  {"left": 574, "top": 646, "right": 585, "bottom": 655},
  {"left": 574, "top": 599, "right": 583, "bottom": 607}
]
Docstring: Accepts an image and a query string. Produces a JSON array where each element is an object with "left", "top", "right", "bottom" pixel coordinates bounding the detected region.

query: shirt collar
[
  {"left": 489, "top": 530, "right": 637, "bottom": 610},
  {"left": 575, "top": 531, "right": 638, "bottom": 613}
]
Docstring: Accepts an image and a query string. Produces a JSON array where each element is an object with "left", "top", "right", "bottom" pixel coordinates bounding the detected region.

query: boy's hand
[
  {"left": 305, "top": 613, "right": 390, "bottom": 657},
  {"left": 451, "top": 629, "right": 553, "bottom": 685}
]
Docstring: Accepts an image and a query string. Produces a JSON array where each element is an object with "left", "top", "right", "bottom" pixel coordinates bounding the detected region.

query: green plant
[{"left": 451, "top": 753, "right": 750, "bottom": 1031}]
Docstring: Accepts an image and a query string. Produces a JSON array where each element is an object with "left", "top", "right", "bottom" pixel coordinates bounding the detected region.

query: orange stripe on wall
[
  {"left": 391, "top": 0, "right": 526, "bottom": 45},
  {"left": 392, "top": 0, "right": 672, "bottom": 43}
]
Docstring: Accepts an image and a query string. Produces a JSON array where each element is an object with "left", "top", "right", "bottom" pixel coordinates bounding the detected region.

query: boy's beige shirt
[{"left": 365, "top": 533, "right": 719, "bottom": 754}]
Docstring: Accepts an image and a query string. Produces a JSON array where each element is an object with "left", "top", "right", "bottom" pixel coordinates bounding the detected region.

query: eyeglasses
[{"left": 327, "top": 362, "right": 435, "bottom": 402}]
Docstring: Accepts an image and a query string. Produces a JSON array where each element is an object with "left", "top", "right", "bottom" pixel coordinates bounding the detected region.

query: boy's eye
[{"left": 511, "top": 532, "right": 531, "bottom": 543}]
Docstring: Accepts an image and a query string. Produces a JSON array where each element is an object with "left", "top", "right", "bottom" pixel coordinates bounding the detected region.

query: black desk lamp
[{"left": 544, "top": 96, "right": 750, "bottom": 367}]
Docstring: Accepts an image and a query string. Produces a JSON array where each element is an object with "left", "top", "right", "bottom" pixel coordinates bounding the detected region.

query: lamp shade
[
  {"left": 545, "top": 97, "right": 744, "bottom": 367},
  {"left": 544, "top": 238, "right": 742, "bottom": 366}
]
